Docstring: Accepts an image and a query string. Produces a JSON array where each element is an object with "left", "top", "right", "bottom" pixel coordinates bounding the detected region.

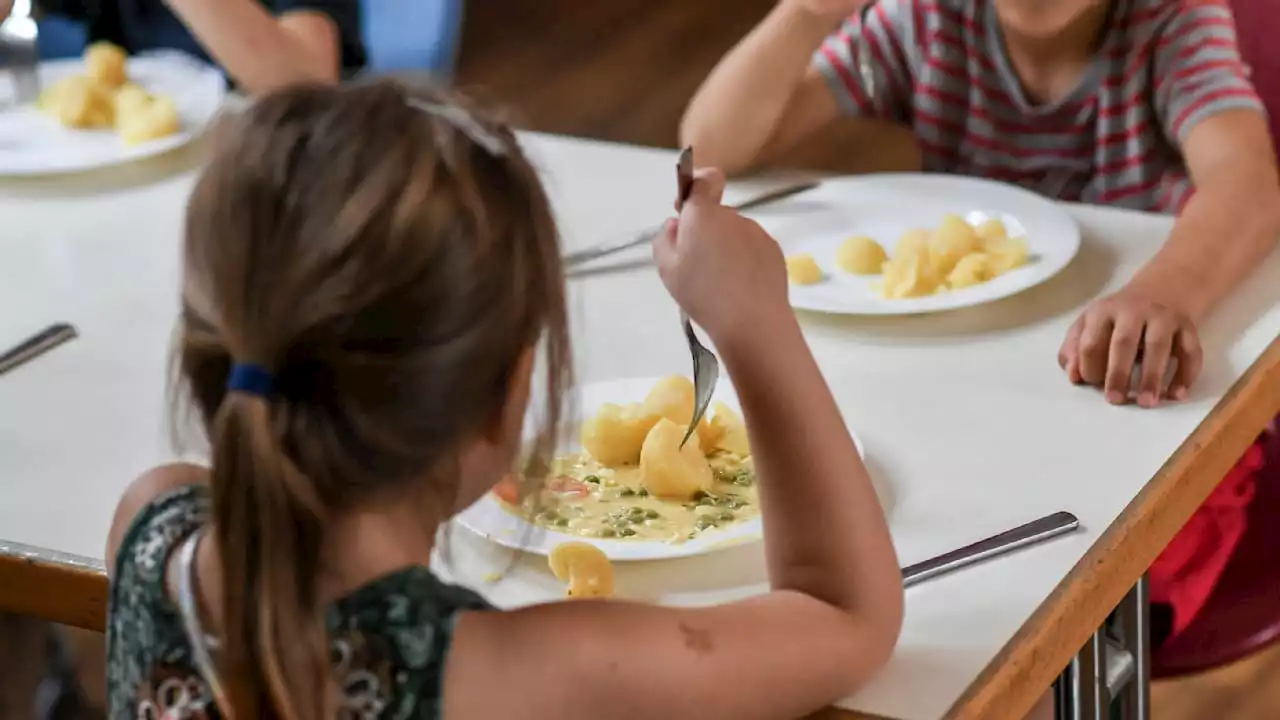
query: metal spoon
[{"left": 674, "top": 146, "right": 720, "bottom": 448}]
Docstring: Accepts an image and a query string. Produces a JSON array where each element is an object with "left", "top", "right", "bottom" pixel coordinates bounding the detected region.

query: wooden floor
[{"left": 1, "top": 2, "right": 1276, "bottom": 719}]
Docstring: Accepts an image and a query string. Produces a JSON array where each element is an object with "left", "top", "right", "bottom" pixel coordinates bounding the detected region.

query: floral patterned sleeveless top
[{"left": 106, "top": 485, "right": 493, "bottom": 719}]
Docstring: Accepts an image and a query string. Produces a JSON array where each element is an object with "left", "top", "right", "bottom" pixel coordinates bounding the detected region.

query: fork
[
  {"left": 673, "top": 146, "right": 720, "bottom": 449},
  {"left": 1, "top": 0, "right": 39, "bottom": 107}
]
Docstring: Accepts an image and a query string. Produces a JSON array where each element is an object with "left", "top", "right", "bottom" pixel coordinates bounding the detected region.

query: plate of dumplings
[
  {"left": 0, "top": 44, "right": 225, "bottom": 176},
  {"left": 754, "top": 174, "right": 1082, "bottom": 315}
]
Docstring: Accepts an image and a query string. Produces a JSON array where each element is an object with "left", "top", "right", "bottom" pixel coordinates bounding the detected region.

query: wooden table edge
[
  {"left": 929, "top": 334, "right": 1280, "bottom": 720},
  {"left": 4, "top": 337, "right": 1278, "bottom": 720}
]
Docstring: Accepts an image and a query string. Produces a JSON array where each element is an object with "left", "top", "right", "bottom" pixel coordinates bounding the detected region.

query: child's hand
[
  {"left": 1057, "top": 289, "right": 1203, "bottom": 408},
  {"left": 653, "top": 168, "right": 791, "bottom": 349}
]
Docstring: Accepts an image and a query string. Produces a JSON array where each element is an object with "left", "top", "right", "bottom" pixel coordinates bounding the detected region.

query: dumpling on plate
[
  {"left": 85, "top": 42, "right": 128, "bottom": 87},
  {"left": 640, "top": 418, "right": 714, "bottom": 500}
]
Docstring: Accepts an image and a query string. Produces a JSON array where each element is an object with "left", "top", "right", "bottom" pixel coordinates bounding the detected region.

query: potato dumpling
[
  {"left": 976, "top": 218, "right": 1009, "bottom": 245},
  {"left": 581, "top": 402, "right": 658, "bottom": 467},
  {"left": 41, "top": 76, "right": 115, "bottom": 129},
  {"left": 946, "top": 253, "right": 991, "bottom": 289},
  {"left": 785, "top": 253, "right": 823, "bottom": 285},
  {"left": 117, "top": 95, "right": 180, "bottom": 145},
  {"left": 928, "top": 214, "right": 981, "bottom": 275},
  {"left": 895, "top": 228, "right": 930, "bottom": 256},
  {"left": 880, "top": 240, "right": 940, "bottom": 299},
  {"left": 85, "top": 41, "right": 128, "bottom": 87},
  {"left": 835, "top": 236, "right": 887, "bottom": 275},
  {"left": 549, "top": 542, "right": 614, "bottom": 598},
  {"left": 985, "top": 236, "right": 1030, "bottom": 274},
  {"left": 639, "top": 418, "right": 714, "bottom": 500},
  {"left": 642, "top": 376, "right": 695, "bottom": 425},
  {"left": 113, "top": 83, "right": 151, "bottom": 117},
  {"left": 707, "top": 402, "right": 751, "bottom": 456}
]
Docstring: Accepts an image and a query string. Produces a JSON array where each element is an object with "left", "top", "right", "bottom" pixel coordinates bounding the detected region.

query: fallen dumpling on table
[
  {"left": 872, "top": 215, "right": 1030, "bottom": 299},
  {"left": 37, "top": 42, "right": 182, "bottom": 144},
  {"left": 549, "top": 542, "right": 614, "bottom": 598}
]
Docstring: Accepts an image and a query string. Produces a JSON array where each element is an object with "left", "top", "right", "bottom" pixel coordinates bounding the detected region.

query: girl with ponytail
[{"left": 104, "top": 78, "right": 903, "bottom": 720}]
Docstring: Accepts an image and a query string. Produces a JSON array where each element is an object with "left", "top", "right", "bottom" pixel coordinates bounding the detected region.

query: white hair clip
[{"left": 406, "top": 97, "right": 508, "bottom": 156}]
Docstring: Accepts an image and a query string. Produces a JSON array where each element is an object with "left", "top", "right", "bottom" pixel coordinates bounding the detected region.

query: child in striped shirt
[
  {"left": 684, "top": 0, "right": 1280, "bottom": 685},
  {"left": 683, "top": 0, "right": 1279, "bottom": 407}
]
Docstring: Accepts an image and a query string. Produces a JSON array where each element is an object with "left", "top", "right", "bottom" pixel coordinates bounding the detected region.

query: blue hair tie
[{"left": 227, "top": 363, "right": 275, "bottom": 398}]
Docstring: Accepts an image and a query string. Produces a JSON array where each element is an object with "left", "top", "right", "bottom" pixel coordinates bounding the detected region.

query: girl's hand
[{"left": 653, "top": 168, "right": 792, "bottom": 350}]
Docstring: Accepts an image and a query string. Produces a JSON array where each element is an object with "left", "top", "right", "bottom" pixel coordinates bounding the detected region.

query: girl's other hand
[{"left": 652, "top": 168, "right": 792, "bottom": 351}]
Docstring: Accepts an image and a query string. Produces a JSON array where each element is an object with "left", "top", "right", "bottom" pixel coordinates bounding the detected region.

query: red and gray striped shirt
[{"left": 814, "top": 0, "right": 1265, "bottom": 213}]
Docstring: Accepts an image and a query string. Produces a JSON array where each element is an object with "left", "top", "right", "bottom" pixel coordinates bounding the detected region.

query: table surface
[{"left": 1, "top": 132, "right": 1278, "bottom": 720}]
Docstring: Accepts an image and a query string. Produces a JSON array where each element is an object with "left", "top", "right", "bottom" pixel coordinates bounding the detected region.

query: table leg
[
  {"left": 1070, "top": 628, "right": 1110, "bottom": 718},
  {"left": 1115, "top": 575, "right": 1151, "bottom": 719},
  {"left": 1061, "top": 573, "right": 1153, "bottom": 720}
]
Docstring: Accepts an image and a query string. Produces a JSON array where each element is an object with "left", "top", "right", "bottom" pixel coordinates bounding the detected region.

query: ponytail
[{"left": 210, "top": 393, "right": 331, "bottom": 719}]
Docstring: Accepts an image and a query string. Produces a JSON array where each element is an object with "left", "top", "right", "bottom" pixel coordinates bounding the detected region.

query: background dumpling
[
  {"left": 836, "top": 236, "right": 887, "bottom": 275},
  {"left": 928, "top": 214, "right": 981, "bottom": 275},
  {"left": 85, "top": 42, "right": 128, "bottom": 87},
  {"left": 785, "top": 253, "right": 823, "bottom": 285}
]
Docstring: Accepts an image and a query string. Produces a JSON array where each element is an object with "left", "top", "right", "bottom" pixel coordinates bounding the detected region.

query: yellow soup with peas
[{"left": 495, "top": 450, "right": 758, "bottom": 543}]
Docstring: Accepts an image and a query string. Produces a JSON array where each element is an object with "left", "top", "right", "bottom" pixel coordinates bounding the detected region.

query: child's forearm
[
  {"left": 164, "top": 0, "right": 339, "bottom": 93},
  {"left": 1127, "top": 187, "right": 1280, "bottom": 322},
  {"left": 718, "top": 310, "right": 904, "bottom": 639},
  {"left": 680, "top": 4, "right": 838, "bottom": 174}
]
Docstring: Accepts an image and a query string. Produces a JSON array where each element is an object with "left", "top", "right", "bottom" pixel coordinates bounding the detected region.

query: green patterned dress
[{"left": 106, "top": 486, "right": 493, "bottom": 719}]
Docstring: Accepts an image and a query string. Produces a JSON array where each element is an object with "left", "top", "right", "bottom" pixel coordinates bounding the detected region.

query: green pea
[
  {"left": 619, "top": 528, "right": 637, "bottom": 537},
  {"left": 620, "top": 487, "right": 636, "bottom": 497},
  {"left": 718, "top": 511, "right": 736, "bottom": 523},
  {"left": 555, "top": 518, "right": 570, "bottom": 527},
  {"left": 637, "top": 488, "right": 650, "bottom": 497},
  {"left": 645, "top": 509, "right": 660, "bottom": 519},
  {"left": 584, "top": 475, "right": 601, "bottom": 484},
  {"left": 599, "top": 528, "right": 617, "bottom": 538}
]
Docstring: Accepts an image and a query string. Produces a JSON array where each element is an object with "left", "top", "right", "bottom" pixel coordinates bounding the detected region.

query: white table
[{"left": 1, "top": 133, "right": 1278, "bottom": 720}]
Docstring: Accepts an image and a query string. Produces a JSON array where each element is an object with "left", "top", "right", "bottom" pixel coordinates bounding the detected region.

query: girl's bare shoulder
[{"left": 105, "top": 463, "right": 210, "bottom": 577}]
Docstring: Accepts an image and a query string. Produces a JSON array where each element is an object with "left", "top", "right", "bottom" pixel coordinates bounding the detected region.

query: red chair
[
  {"left": 1150, "top": 0, "right": 1280, "bottom": 678},
  {"left": 1152, "top": 432, "right": 1280, "bottom": 676}
]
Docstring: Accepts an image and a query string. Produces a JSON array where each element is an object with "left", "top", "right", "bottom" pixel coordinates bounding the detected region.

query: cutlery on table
[
  {"left": 1, "top": 0, "right": 40, "bottom": 107},
  {"left": 0, "top": 323, "right": 77, "bottom": 376},
  {"left": 562, "top": 180, "right": 820, "bottom": 268},
  {"left": 673, "top": 146, "right": 719, "bottom": 449},
  {"left": 903, "top": 511, "right": 1081, "bottom": 588}
]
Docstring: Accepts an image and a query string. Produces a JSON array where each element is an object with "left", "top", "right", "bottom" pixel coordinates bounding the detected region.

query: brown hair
[{"left": 174, "top": 80, "right": 570, "bottom": 718}]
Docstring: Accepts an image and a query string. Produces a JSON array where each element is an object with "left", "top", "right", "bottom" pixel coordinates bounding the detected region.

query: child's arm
[
  {"left": 680, "top": 0, "right": 915, "bottom": 175},
  {"left": 163, "top": 0, "right": 344, "bottom": 93},
  {"left": 1059, "top": 1, "right": 1280, "bottom": 406},
  {"left": 444, "top": 172, "right": 903, "bottom": 720}
]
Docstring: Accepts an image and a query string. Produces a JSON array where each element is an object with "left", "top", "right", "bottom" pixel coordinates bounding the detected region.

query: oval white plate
[
  {"left": 751, "top": 174, "right": 1081, "bottom": 315},
  {"left": 455, "top": 377, "right": 864, "bottom": 561},
  {"left": 0, "top": 51, "right": 226, "bottom": 176}
]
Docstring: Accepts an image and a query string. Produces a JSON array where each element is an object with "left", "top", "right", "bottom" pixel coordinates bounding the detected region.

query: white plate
[
  {"left": 0, "top": 52, "right": 226, "bottom": 176},
  {"left": 753, "top": 173, "right": 1081, "bottom": 315},
  {"left": 455, "top": 377, "right": 864, "bottom": 561}
]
